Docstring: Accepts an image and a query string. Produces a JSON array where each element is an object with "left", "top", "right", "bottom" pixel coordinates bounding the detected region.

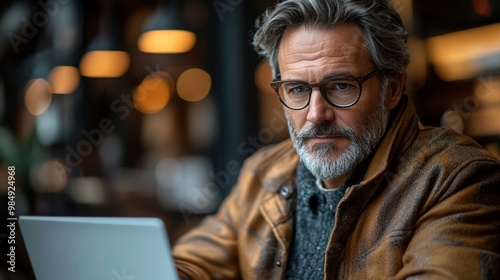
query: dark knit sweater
[{"left": 284, "top": 161, "right": 357, "bottom": 279}]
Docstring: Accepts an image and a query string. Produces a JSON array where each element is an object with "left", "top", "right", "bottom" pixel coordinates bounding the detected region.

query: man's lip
[
  {"left": 308, "top": 135, "right": 341, "bottom": 139},
  {"left": 306, "top": 135, "right": 343, "bottom": 142}
]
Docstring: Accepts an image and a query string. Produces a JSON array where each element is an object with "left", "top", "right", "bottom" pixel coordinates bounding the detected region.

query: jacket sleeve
[
  {"left": 170, "top": 145, "right": 277, "bottom": 280},
  {"left": 171, "top": 140, "right": 296, "bottom": 279},
  {"left": 395, "top": 158, "right": 500, "bottom": 279}
]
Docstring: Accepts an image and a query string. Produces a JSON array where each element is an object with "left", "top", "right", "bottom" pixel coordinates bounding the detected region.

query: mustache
[{"left": 296, "top": 123, "right": 355, "bottom": 139}]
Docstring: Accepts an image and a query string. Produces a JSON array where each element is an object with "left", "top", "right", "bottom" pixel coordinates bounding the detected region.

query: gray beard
[{"left": 286, "top": 94, "right": 389, "bottom": 180}]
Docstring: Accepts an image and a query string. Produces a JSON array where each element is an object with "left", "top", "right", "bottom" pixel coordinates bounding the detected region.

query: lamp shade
[
  {"left": 79, "top": 34, "right": 130, "bottom": 78},
  {"left": 138, "top": 2, "right": 196, "bottom": 54}
]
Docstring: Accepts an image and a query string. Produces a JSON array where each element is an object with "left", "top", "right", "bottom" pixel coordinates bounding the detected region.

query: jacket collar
[
  {"left": 362, "top": 95, "right": 419, "bottom": 184},
  {"left": 255, "top": 139, "right": 299, "bottom": 193}
]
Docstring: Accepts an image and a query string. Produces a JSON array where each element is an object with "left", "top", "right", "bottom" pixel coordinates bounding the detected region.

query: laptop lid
[{"left": 19, "top": 216, "right": 179, "bottom": 280}]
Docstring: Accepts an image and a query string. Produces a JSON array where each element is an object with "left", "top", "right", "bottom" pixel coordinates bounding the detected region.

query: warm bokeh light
[
  {"left": 25, "top": 78, "right": 52, "bottom": 115},
  {"left": 426, "top": 23, "right": 500, "bottom": 81},
  {"left": 134, "top": 72, "right": 172, "bottom": 114},
  {"left": 79, "top": 51, "right": 130, "bottom": 78},
  {"left": 177, "top": 68, "right": 211, "bottom": 102},
  {"left": 49, "top": 66, "right": 80, "bottom": 94},
  {"left": 254, "top": 60, "right": 274, "bottom": 94},
  {"left": 35, "top": 160, "right": 68, "bottom": 193},
  {"left": 138, "top": 30, "right": 196, "bottom": 53}
]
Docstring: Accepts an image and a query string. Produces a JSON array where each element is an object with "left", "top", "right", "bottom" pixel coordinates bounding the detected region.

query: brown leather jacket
[{"left": 173, "top": 96, "right": 500, "bottom": 279}]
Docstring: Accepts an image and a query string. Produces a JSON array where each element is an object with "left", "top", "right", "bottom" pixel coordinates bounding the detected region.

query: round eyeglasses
[{"left": 270, "top": 69, "right": 380, "bottom": 110}]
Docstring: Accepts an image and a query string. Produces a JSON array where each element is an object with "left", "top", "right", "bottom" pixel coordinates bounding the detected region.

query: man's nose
[{"left": 306, "top": 88, "right": 336, "bottom": 124}]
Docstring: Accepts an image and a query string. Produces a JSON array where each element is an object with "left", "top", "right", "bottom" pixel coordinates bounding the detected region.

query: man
[{"left": 173, "top": 0, "right": 500, "bottom": 279}]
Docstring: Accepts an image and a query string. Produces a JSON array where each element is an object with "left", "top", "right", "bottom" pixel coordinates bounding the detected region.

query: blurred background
[{"left": 0, "top": 0, "right": 499, "bottom": 278}]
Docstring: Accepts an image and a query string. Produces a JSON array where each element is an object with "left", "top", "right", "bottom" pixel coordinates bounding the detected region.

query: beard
[{"left": 286, "top": 92, "right": 390, "bottom": 180}]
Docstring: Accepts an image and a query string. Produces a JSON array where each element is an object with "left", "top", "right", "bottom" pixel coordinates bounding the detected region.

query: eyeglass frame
[{"left": 270, "top": 69, "right": 381, "bottom": 110}]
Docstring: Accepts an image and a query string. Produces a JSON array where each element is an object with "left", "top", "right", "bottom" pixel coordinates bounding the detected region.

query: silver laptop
[{"left": 19, "top": 216, "right": 179, "bottom": 280}]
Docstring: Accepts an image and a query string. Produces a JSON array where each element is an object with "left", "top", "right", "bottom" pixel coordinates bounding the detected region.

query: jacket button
[
  {"left": 279, "top": 186, "right": 293, "bottom": 199},
  {"left": 276, "top": 261, "right": 281, "bottom": 267}
]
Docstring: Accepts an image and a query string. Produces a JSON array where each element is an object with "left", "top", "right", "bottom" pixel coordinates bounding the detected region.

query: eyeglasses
[{"left": 270, "top": 69, "right": 380, "bottom": 110}]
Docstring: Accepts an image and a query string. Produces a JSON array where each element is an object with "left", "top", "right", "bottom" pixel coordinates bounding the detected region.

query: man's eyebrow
[{"left": 322, "top": 71, "right": 357, "bottom": 79}]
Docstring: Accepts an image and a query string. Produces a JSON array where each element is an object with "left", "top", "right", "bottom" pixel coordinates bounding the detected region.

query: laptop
[{"left": 19, "top": 216, "right": 179, "bottom": 280}]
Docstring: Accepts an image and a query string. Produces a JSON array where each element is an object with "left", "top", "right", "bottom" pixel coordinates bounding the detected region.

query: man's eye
[
  {"left": 334, "top": 83, "right": 350, "bottom": 90},
  {"left": 326, "top": 80, "right": 358, "bottom": 92},
  {"left": 284, "top": 83, "right": 307, "bottom": 95},
  {"left": 291, "top": 86, "right": 307, "bottom": 93}
]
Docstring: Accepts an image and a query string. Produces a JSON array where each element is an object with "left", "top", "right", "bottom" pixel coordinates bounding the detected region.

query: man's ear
[{"left": 387, "top": 71, "right": 406, "bottom": 110}]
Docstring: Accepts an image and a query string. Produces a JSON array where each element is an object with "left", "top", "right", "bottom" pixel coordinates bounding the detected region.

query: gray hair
[{"left": 252, "top": 0, "right": 409, "bottom": 81}]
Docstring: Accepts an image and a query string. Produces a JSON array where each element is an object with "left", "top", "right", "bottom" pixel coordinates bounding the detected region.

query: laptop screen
[{"left": 19, "top": 216, "right": 179, "bottom": 280}]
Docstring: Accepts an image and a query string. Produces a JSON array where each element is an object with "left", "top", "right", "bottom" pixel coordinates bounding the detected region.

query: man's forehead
[
  {"left": 278, "top": 24, "right": 369, "bottom": 78},
  {"left": 280, "top": 24, "right": 365, "bottom": 46}
]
